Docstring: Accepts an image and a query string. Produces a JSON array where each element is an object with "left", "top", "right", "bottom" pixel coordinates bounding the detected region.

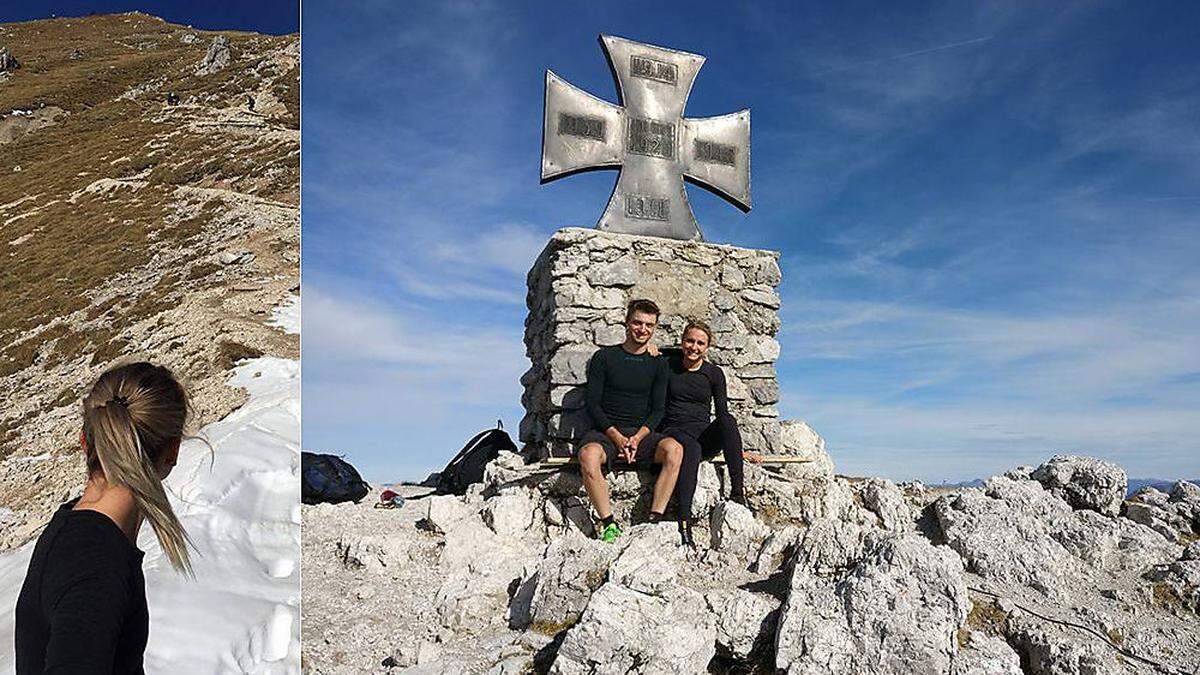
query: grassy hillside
[{"left": 0, "top": 12, "right": 300, "bottom": 550}]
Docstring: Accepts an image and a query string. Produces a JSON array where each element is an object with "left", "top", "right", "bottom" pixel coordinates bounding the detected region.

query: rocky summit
[
  {"left": 0, "top": 13, "right": 299, "bottom": 550},
  {"left": 302, "top": 443, "right": 1200, "bottom": 674}
]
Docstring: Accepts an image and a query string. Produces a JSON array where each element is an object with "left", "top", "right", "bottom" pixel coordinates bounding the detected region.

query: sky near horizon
[{"left": 302, "top": 1, "right": 1200, "bottom": 485}]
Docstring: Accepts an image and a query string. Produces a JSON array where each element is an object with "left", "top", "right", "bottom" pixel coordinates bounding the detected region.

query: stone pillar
[{"left": 520, "top": 227, "right": 785, "bottom": 459}]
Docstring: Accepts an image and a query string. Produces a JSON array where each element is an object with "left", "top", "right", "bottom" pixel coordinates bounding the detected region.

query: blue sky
[
  {"left": 303, "top": 1, "right": 1200, "bottom": 485},
  {"left": 1, "top": 1, "right": 298, "bottom": 34}
]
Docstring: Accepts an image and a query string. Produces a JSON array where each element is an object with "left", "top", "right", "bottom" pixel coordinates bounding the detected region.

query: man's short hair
[{"left": 625, "top": 298, "right": 660, "bottom": 323}]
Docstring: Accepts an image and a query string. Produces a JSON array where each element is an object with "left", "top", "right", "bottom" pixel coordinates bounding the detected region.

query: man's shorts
[{"left": 574, "top": 426, "right": 669, "bottom": 467}]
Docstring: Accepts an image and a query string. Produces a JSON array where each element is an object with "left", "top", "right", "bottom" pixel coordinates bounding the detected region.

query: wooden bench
[{"left": 534, "top": 455, "right": 812, "bottom": 468}]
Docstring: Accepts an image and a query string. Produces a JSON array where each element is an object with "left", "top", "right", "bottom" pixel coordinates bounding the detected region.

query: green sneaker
[{"left": 599, "top": 522, "right": 623, "bottom": 543}]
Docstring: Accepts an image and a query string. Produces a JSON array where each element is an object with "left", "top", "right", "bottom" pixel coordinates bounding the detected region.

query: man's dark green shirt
[{"left": 585, "top": 345, "right": 668, "bottom": 431}]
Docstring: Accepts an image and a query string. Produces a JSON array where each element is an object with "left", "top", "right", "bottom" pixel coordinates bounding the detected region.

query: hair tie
[{"left": 108, "top": 395, "right": 130, "bottom": 408}]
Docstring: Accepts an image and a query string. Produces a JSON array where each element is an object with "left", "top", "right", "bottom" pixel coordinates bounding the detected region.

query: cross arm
[
  {"left": 681, "top": 110, "right": 752, "bottom": 211},
  {"left": 542, "top": 70, "right": 625, "bottom": 182}
]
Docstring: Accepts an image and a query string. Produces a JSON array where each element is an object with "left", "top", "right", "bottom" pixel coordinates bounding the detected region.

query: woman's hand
[
  {"left": 646, "top": 343, "right": 661, "bottom": 357},
  {"left": 743, "top": 450, "right": 763, "bottom": 464}
]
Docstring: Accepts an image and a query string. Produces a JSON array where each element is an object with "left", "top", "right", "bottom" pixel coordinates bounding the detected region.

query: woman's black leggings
[{"left": 664, "top": 413, "right": 744, "bottom": 519}]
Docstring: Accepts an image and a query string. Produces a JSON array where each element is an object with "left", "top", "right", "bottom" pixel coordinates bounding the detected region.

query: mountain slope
[{"left": 0, "top": 12, "right": 299, "bottom": 551}]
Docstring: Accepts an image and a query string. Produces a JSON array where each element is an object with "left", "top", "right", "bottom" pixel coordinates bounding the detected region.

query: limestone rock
[
  {"left": 856, "top": 478, "right": 913, "bottom": 531},
  {"left": 934, "top": 479, "right": 1081, "bottom": 598},
  {"left": 527, "top": 533, "right": 617, "bottom": 631},
  {"left": 609, "top": 523, "right": 684, "bottom": 596},
  {"left": 710, "top": 501, "right": 771, "bottom": 564},
  {"left": 775, "top": 534, "right": 970, "bottom": 674},
  {"left": 197, "top": 35, "right": 231, "bottom": 74},
  {"left": 952, "top": 634, "right": 1023, "bottom": 675},
  {"left": 335, "top": 534, "right": 408, "bottom": 572},
  {"left": 417, "top": 494, "right": 473, "bottom": 535},
  {"left": 1030, "top": 455, "right": 1126, "bottom": 516},
  {"left": 551, "top": 583, "right": 716, "bottom": 674},
  {"left": 482, "top": 490, "right": 535, "bottom": 536},
  {"left": 1006, "top": 611, "right": 1121, "bottom": 675},
  {"left": 707, "top": 588, "right": 780, "bottom": 662}
]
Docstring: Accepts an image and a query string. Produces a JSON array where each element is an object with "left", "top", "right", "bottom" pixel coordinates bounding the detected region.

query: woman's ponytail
[{"left": 82, "top": 362, "right": 195, "bottom": 575}]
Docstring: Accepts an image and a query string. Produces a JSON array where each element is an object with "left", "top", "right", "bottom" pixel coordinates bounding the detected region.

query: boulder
[
  {"left": 527, "top": 533, "right": 617, "bottom": 631},
  {"left": 707, "top": 588, "right": 780, "bottom": 662},
  {"left": 608, "top": 523, "right": 684, "bottom": 596},
  {"left": 934, "top": 478, "right": 1088, "bottom": 598},
  {"left": 775, "top": 533, "right": 970, "bottom": 674},
  {"left": 1030, "top": 455, "right": 1126, "bottom": 516},
  {"left": 710, "top": 501, "right": 770, "bottom": 564},
  {"left": 1005, "top": 611, "right": 1120, "bottom": 675},
  {"left": 551, "top": 583, "right": 716, "bottom": 674},
  {"left": 335, "top": 534, "right": 408, "bottom": 572},
  {"left": 482, "top": 489, "right": 535, "bottom": 536},
  {"left": 856, "top": 478, "right": 912, "bottom": 531}
]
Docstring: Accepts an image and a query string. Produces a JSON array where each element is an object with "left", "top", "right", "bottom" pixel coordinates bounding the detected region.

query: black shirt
[
  {"left": 15, "top": 499, "right": 148, "bottom": 674},
  {"left": 662, "top": 351, "right": 730, "bottom": 427},
  {"left": 585, "top": 344, "right": 669, "bottom": 431}
]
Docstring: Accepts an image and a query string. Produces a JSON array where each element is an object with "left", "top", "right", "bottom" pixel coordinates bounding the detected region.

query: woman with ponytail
[{"left": 15, "top": 362, "right": 195, "bottom": 674}]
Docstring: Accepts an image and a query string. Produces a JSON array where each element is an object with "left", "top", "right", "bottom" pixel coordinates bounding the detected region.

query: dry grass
[
  {"left": 0, "top": 12, "right": 298, "bottom": 468},
  {"left": 0, "top": 13, "right": 297, "bottom": 377}
]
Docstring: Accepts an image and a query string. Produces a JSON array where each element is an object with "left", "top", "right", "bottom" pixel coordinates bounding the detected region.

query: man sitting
[{"left": 576, "top": 298, "right": 683, "bottom": 542}]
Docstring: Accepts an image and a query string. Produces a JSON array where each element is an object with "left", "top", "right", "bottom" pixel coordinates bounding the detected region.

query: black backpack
[
  {"left": 437, "top": 421, "right": 518, "bottom": 495},
  {"left": 301, "top": 452, "right": 370, "bottom": 505}
]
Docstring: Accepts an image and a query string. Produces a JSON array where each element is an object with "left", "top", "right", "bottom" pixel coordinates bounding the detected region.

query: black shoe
[{"left": 678, "top": 519, "right": 697, "bottom": 549}]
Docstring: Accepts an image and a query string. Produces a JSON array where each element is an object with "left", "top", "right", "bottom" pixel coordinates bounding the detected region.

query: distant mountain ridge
[{"left": 933, "top": 476, "right": 1198, "bottom": 497}]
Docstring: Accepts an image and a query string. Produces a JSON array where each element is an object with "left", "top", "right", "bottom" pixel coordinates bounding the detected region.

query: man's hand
[
  {"left": 606, "top": 428, "right": 629, "bottom": 453},
  {"left": 619, "top": 443, "right": 637, "bottom": 464},
  {"left": 743, "top": 450, "right": 763, "bottom": 464}
]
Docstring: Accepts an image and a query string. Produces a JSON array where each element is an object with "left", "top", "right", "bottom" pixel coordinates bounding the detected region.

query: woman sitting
[{"left": 655, "top": 321, "right": 761, "bottom": 546}]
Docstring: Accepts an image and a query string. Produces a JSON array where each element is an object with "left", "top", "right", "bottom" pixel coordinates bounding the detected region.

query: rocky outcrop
[
  {"left": 775, "top": 533, "right": 970, "bottom": 674},
  {"left": 519, "top": 228, "right": 786, "bottom": 458},
  {"left": 1031, "top": 455, "right": 1127, "bottom": 516},
  {"left": 302, "top": 444, "right": 1200, "bottom": 674},
  {"left": 196, "top": 35, "right": 230, "bottom": 74},
  {"left": 1124, "top": 481, "right": 1200, "bottom": 543}
]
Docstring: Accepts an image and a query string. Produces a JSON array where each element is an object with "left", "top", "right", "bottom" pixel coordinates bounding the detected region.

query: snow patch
[{"left": 268, "top": 293, "right": 300, "bottom": 335}]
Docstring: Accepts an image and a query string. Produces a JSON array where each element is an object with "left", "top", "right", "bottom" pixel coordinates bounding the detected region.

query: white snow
[
  {"left": 267, "top": 293, "right": 300, "bottom": 335},
  {"left": 0, "top": 298, "right": 301, "bottom": 673}
]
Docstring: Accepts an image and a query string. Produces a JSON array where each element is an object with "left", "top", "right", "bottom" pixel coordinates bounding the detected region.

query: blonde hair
[{"left": 82, "top": 362, "right": 195, "bottom": 574}]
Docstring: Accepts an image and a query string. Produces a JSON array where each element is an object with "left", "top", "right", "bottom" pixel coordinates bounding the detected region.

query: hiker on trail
[
  {"left": 16, "top": 362, "right": 198, "bottom": 674},
  {"left": 650, "top": 321, "right": 762, "bottom": 547},
  {"left": 577, "top": 298, "right": 681, "bottom": 543}
]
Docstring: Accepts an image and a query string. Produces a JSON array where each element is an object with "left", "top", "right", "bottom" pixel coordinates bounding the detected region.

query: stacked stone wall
[{"left": 520, "top": 228, "right": 784, "bottom": 458}]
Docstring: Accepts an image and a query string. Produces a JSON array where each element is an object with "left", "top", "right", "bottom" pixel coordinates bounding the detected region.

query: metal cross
[{"left": 541, "top": 35, "right": 751, "bottom": 241}]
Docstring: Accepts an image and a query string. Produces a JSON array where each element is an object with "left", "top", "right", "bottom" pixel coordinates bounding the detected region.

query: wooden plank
[{"left": 536, "top": 455, "right": 812, "bottom": 467}]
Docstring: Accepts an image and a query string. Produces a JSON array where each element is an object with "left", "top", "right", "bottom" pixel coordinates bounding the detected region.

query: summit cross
[{"left": 541, "top": 35, "right": 751, "bottom": 241}]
